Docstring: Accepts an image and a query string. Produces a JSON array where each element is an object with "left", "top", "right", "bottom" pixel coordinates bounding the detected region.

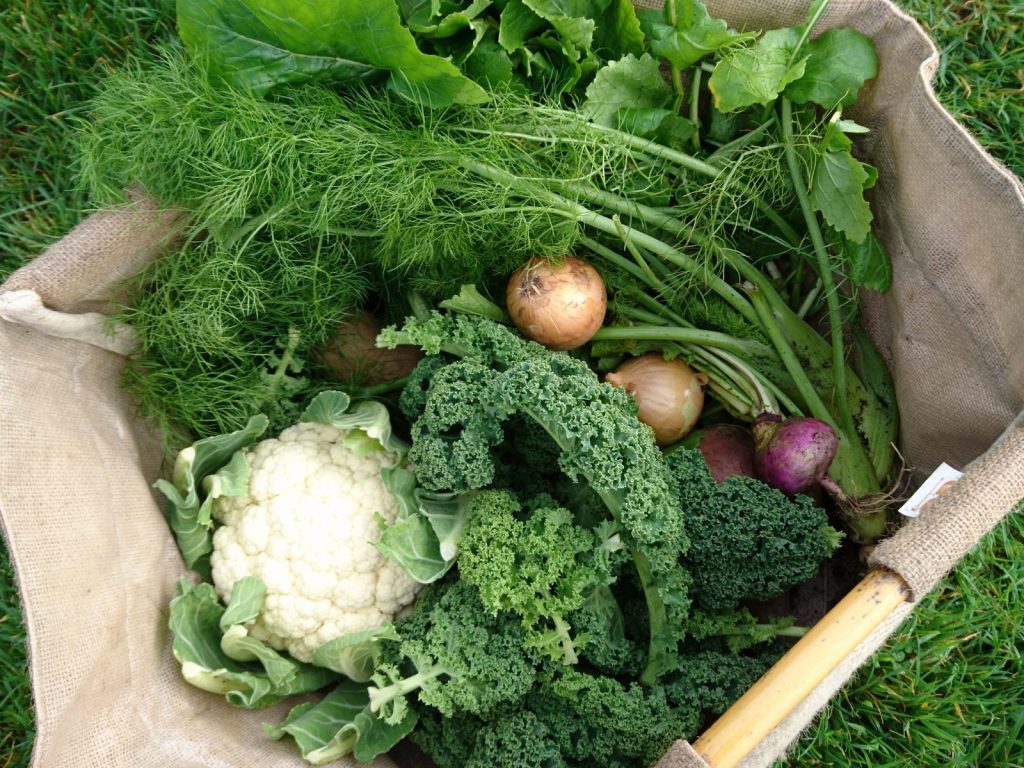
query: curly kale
[
  {"left": 379, "top": 312, "right": 690, "bottom": 684},
  {"left": 457, "top": 490, "right": 624, "bottom": 665},
  {"left": 368, "top": 579, "right": 538, "bottom": 724},
  {"left": 411, "top": 667, "right": 692, "bottom": 768},
  {"left": 667, "top": 446, "right": 843, "bottom": 611}
]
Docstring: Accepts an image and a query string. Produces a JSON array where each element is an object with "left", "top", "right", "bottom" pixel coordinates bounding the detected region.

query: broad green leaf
[
  {"left": 523, "top": 0, "right": 609, "bottom": 51},
  {"left": 299, "top": 390, "right": 352, "bottom": 426},
  {"left": 381, "top": 465, "right": 420, "bottom": 523},
  {"left": 498, "top": 0, "right": 548, "bottom": 52},
  {"left": 836, "top": 118, "right": 871, "bottom": 134},
  {"left": 843, "top": 232, "right": 891, "bottom": 292},
  {"left": 592, "top": 0, "right": 644, "bottom": 58},
  {"left": 462, "top": 33, "right": 518, "bottom": 87},
  {"left": 784, "top": 28, "right": 878, "bottom": 108},
  {"left": 312, "top": 624, "right": 400, "bottom": 682},
  {"left": 402, "top": 0, "right": 493, "bottom": 38},
  {"left": 708, "top": 27, "right": 807, "bottom": 113},
  {"left": 301, "top": 392, "right": 409, "bottom": 457},
  {"left": 219, "top": 575, "right": 266, "bottom": 631},
  {"left": 375, "top": 513, "right": 451, "bottom": 583},
  {"left": 155, "top": 414, "right": 267, "bottom": 575},
  {"left": 850, "top": 324, "right": 899, "bottom": 483},
  {"left": 176, "top": 0, "right": 489, "bottom": 108},
  {"left": 438, "top": 284, "right": 510, "bottom": 323},
  {"left": 417, "top": 489, "right": 480, "bottom": 560},
  {"left": 168, "top": 579, "right": 335, "bottom": 709},
  {"left": 581, "top": 53, "right": 674, "bottom": 127},
  {"left": 809, "top": 144, "right": 875, "bottom": 243},
  {"left": 266, "top": 681, "right": 417, "bottom": 765},
  {"left": 638, "top": 1, "right": 752, "bottom": 70},
  {"left": 615, "top": 107, "right": 696, "bottom": 147}
]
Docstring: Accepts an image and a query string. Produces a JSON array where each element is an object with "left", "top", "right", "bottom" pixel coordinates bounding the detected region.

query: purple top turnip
[{"left": 752, "top": 413, "right": 839, "bottom": 496}]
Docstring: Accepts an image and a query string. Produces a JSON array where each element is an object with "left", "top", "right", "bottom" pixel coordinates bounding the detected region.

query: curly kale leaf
[
  {"left": 458, "top": 490, "right": 623, "bottom": 665},
  {"left": 667, "top": 446, "right": 842, "bottom": 611},
  {"left": 379, "top": 312, "right": 690, "bottom": 683},
  {"left": 368, "top": 580, "right": 538, "bottom": 724}
]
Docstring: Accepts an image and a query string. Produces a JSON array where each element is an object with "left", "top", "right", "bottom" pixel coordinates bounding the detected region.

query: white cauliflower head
[{"left": 209, "top": 420, "right": 421, "bottom": 663}]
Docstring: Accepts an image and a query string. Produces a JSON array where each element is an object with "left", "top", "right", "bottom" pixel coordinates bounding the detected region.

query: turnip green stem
[
  {"left": 743, "top": 283, "right": 836, "bottom": 428},
  {"left": 780, "top": 98, "right": 858, "bottom": 450}
]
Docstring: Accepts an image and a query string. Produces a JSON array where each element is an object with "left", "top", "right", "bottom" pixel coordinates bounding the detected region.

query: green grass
[
  {"left": 0, "top": 2, "right": 1022, "bottom": 767},
  {"left": 0, "top": 0, "right": 174, "bottom": 276}
]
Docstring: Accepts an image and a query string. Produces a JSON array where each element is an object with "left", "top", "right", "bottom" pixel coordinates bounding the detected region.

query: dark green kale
[
  {"left": 369, "top": 580, "right": 539, "bottom": 724},
  {"left": 667, "top": 446, "right": 843, "bottom": 611}
]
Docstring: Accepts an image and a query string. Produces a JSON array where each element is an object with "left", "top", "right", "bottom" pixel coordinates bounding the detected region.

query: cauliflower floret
[{"left": 209, "top": 421, "right": 421, "bottom": 663}]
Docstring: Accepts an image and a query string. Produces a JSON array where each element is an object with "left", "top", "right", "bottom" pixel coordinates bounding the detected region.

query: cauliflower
[{"left": 208, "top": 419, "right": 422, "bottom": 663}]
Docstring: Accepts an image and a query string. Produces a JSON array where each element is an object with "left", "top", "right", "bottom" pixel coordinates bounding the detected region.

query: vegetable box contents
[{"left": 82, "top": 0, "right": 901, "bottom": 764}]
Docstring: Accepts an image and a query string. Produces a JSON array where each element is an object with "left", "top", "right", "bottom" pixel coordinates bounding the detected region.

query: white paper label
[{"left": 898, "top": 462, "right": 963, "bottom": 518}]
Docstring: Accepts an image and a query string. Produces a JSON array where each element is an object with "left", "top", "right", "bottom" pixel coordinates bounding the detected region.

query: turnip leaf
[
  {"left": 708, "top": 28, "right": 808, "bottom": 113},
  {"left": 582, "top": 53, "right": 674, "bottom": 127},
  {"left": 843, "top": 232, "right": 892, "bottom": 292},
  {"left": 638, "top": 0, "right": 752, "bottom": 70},
  {"left": 785, "top": 28, "right": 878, "bottom": 108},
  {"left": 808, "top": 128, "right": 876, "bottom": 243}
]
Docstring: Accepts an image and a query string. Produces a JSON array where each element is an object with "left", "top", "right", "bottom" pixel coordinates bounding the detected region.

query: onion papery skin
[
  {"left": 605, "top": 353, "right": 706, "bottom": 446},
  {"left": 506, "top": 256, "right": 607, "bottom": 351}
]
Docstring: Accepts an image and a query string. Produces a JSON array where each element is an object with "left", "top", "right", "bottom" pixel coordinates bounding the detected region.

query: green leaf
[
  {"left": 843, "top": 232, "right": 891, "bottom": 292},
  {"left": 168, "top": 579, "right": 335, "bottom": 709},
  {"left": 375, "top": 513, "right": 451, "bottom": 583},
  {"left": 438, "top": 284, "right": 510, "bottom": 323},
  {"left": 266, "top": 681, "right": 417, "bottom": 764},
  {"left": 402, "top": 0, "right": 493, "bottom": 38},
  {"left": 523, "top": 0, "right": 607, "bottom": 52},
  {"left": 809, "top": 139, "right": 875, "bottom": 243},
  {"left": 219, "top": 575, "right": 266, "bottom": 632},
  {"left": 498, "top": 0, "right": 548, "bottom": 52},
  {"left": 155, "top": 414, "right": 267, "bottom": 575},
  {"left": 462, "top": 33, "right": 517, "bottom": 88},
  {"left": 592, "top": 0, "right": 644, "bottom": 58},
  {"left": 312, "top": 624, "right": 400, "bottom": 683},
  {"left": 581, "top": 53, "right": 674, "bottom": 127},
  {"left": 784, "top": 28, "right": 878, "bottom": 108},
  {"left": 301, "top": 392, "right": 409, "bottom": 457},
  {"left": 708, "top": 27, "right": 808, "bottom": 113},
  {"left": 638, "top": 1, "right": 752, "bottom": 70},
  {"left": 615, "top": 107, "right": 697, "bottom": 146},
  {"left": 176, "top": 0, "right": 489, "bottom": 108},
  {"left": 417, "top": 489, "right": 480, "bottom": 561}
]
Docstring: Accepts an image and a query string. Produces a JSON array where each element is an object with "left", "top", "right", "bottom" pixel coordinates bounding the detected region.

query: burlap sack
[{"left": 2, "top": 1, "right": 1023, "bottom": 767}]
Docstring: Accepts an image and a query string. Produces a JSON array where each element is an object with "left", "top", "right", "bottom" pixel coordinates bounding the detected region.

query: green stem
[
  {"left": 790, "top": 0, "right": 833, "bottom": 64},
  {"left": 556, "top": 182, "right": 758, "bottom": 325},
  {"left": 592, "top": 325, "right": 770, "bottom": 359},
  {"left": 781, "top": 98, "right": 857, "bottom": 443},
  {"left": 357, "top": 374, "right": 412, "bottom": 398},
  {"left": 576, "top": 121, "right": 802, "bottom": 245},
  {"left": 689, "top": 65, "right": 702, "bottom": 152},
  {"left": 461, "top": 157, "right": 759, "bottom": 326},
  {"left": 744, "top": 283, "right": 836, "bottom": 428}
]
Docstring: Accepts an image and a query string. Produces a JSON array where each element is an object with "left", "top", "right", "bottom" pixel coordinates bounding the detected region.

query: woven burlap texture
[{"left": 1, "top": 1, "right": 1023, "bottom": 767}]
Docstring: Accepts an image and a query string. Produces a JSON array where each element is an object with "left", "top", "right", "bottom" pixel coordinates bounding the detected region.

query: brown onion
[
  {"left": 605, "top": 354, "right": 707, "bottom": 446},
  {"left": 320, "top": 310, "right": 423, "bottom": 386},
  {"left": 506, "top": 256, "right": 607, "bottom": 350}
]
